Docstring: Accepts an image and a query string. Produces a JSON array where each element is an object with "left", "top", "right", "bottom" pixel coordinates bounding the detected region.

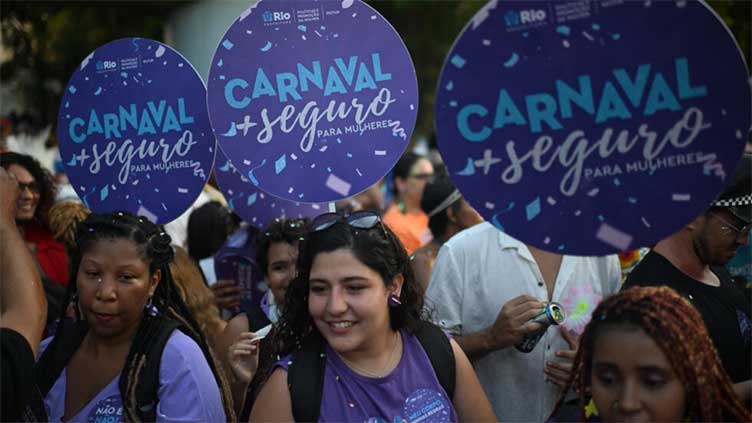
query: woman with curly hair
[
  {"left": 550, "top": 286, "right": 751, "bottom": 422},
  {"left": 0, "top": 151, "right": 68, "bottom": 286},
  {"left": 220, "top": 217, "right": 310, "bottom": 419},
  {"left": 251, "top": 211, "right": 495, "bottom": 422}
]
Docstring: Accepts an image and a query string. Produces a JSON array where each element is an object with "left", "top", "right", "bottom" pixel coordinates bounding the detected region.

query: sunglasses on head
[
  {"left": 312, "top": 210, "right": 386, "bottom": 233},
  {"left": 311, "top": 210, "right": 406, "bottom": 268}
]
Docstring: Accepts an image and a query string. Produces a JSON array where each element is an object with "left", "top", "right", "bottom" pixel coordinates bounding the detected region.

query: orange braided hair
[{"left": 553, "top": 286, "right": 751, "bottom": 422}]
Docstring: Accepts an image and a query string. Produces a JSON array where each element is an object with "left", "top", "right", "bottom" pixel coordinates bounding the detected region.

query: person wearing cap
[
  {"left": 411, "top": 173, "right": 484, "bottom": 293},
  {"left": 623, "top": 153, "right": 752, "bottom": 401}
]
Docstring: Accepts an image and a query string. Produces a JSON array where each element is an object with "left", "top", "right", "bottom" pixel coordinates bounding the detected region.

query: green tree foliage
[
  {"left": 708, "top": 0, "right": 751, "bottom": 67},
  {"left": 1, "top": 1, "right": 182, "bottom": 125},
  {"left": 366, "top": 1, "right": 483, "bottom": 138}
]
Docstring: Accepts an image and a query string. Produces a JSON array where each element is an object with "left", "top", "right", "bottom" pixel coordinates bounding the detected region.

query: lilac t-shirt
[
  {"left": 277, "top": 329, "right": 458, "bottom": 422},
  {"left": 39, "top": 330, "right": 226, "bottom": 422}
]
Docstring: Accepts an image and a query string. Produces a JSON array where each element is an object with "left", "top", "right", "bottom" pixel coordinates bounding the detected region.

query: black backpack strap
[
  {"left": 135, "top": 319, "right": 181, "bottom": 422},
  {"left": 415, "top": 321, "right": 456, "bottom": 400},
  {"left": 36, "top": 320, "right": 88, "bottom": 397},
  {"left": 288, "top": 333, "right": 326, "bottom": 423},
  {"left": 246, "top": 306, "right": 272, "bottom": 332},
  {"left": 238, "top": 305, "right": 273, "bottom": 421}
]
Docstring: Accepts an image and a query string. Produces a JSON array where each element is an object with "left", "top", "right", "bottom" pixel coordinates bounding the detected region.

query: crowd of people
[{"left": 1, "top": 144, "right": 751, "bottom": 422}]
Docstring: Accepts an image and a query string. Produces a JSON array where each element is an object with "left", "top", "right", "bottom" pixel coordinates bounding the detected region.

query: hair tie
[
  {"left": 148, "top": 230, "right": 174, "bottom": 267},
  {"left": 428, "top": 189, "right": 463, "bottom": 218}
]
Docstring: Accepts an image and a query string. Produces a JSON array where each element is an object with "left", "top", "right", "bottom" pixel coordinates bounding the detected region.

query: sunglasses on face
[
  {"left": 17, "top": 181, "right": 39, "bottom": 194},
  {"left": 408, "top": 173, "right": 434, "bottom": 182},
  {"left": 711, "top": 212, "right": 751, "bottom": 237}
]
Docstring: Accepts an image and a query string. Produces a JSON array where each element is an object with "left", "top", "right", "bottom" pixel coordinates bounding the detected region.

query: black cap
[{"left": 711, "top": 153, "right": 751, "bottom": 224}]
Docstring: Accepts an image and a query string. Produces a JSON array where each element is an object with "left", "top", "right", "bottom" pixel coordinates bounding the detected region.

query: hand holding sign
[{"left": 212, "top": 279, "right": 244, "bottom": 312}]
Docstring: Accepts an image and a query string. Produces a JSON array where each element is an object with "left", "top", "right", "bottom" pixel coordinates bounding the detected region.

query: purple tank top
[{"left": 276, "top": 329, "right": 457, "bottom": 423}]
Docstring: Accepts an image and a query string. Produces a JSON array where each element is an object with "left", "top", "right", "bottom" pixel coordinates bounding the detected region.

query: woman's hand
[
  {"left": 211, "top": 279, "right": 243, "bottom": 311},
  {"left": 227, "top": 332, "right": 260, "bottom": 384}
]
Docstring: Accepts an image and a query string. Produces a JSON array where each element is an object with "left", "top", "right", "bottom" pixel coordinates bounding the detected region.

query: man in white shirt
[{"left": 426, "top": 222, "right": 620, "bottom": 421}]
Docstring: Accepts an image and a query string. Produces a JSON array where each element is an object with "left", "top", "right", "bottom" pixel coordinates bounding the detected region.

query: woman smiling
[{"left": 251, "top": 210, "right": 495, "bottom": 422}]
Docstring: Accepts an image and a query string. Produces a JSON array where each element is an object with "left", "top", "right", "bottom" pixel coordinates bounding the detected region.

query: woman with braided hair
[
  {"left": 35, "top": 211, "right": 235, "bottom": 422},
  {"left": 549, "top": 286, "right": 751, "bottom": 422}
]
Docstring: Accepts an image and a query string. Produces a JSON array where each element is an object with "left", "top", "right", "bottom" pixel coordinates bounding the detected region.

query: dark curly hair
[
  {"left": 269, "top": 213, "right": 427, "bottom": 360},
  {"left": 0, "top": 151, "right": 56, "bottom": 223},
  {"left": 551, "top": 286, "right": 751, "bottom": 422},
  {"left": 37, "top": 211, "right": 236, "bottom": 422},
  {"left": 255, "top": 217, "right": 311, "bottom": 276}
]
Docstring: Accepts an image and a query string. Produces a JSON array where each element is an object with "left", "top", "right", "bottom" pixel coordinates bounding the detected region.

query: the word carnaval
[
  {"left": 224, "top": 53, "right": 393, "bottom": 108},
  {"left": 68, "top": 98, "right": 195, "bottom": 144},
  {"left": 457, "top": 57, "right": 707, "bottom": 140}
]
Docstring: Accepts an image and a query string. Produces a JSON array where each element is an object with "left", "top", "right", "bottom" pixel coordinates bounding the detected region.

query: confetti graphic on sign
[
  {"left": 435, "top": 0, "right": 750, "bottom": 255},
  {"left": 214, "top": 153, "right": 328, "bottom": 228},
  {"left": 58, "top": 38, "right": 215, "bottom": 224},
  {"left": 207, "top": 0, "right": 417, "bottom": 203}
]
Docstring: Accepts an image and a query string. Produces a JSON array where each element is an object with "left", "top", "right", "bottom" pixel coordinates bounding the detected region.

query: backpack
[
  {"left": 287, "top": 321, "right": 455, "bottom": 422},
  {"left": 36, "top": 318, "right": 181, "bottom": 422},
  {"left": 41, "top": 276, "right": 66, "bottom": 330},
  {"left": 246, "top": 305, "right": 272, "bottom": 333}
]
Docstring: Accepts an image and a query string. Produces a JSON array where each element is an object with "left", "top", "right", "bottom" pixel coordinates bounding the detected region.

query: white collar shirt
[{"left": 425, "top": 222, "right": 621, "bottom": 422}]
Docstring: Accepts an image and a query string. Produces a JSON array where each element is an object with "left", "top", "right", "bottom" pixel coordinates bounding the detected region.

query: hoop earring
[
  {"left": 145, "top": 296, "right": 158, "bottom": 316},
  {"left": 70, "top": 293, "right": 82, "bottom": 321}
]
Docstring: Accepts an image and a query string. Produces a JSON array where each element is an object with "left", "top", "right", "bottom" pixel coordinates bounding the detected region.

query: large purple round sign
[
  {"left": 207, "top": 0, "right": 417, "bottom": 203},
  {"left": 215, "top": 149, "right": 328, "bottom": 227},
  {"left": 58, "top": 38, "right": 215, "bottom": 224},
  {"left": 436, "top": 0, "right": 750, "bottom": 255}
]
